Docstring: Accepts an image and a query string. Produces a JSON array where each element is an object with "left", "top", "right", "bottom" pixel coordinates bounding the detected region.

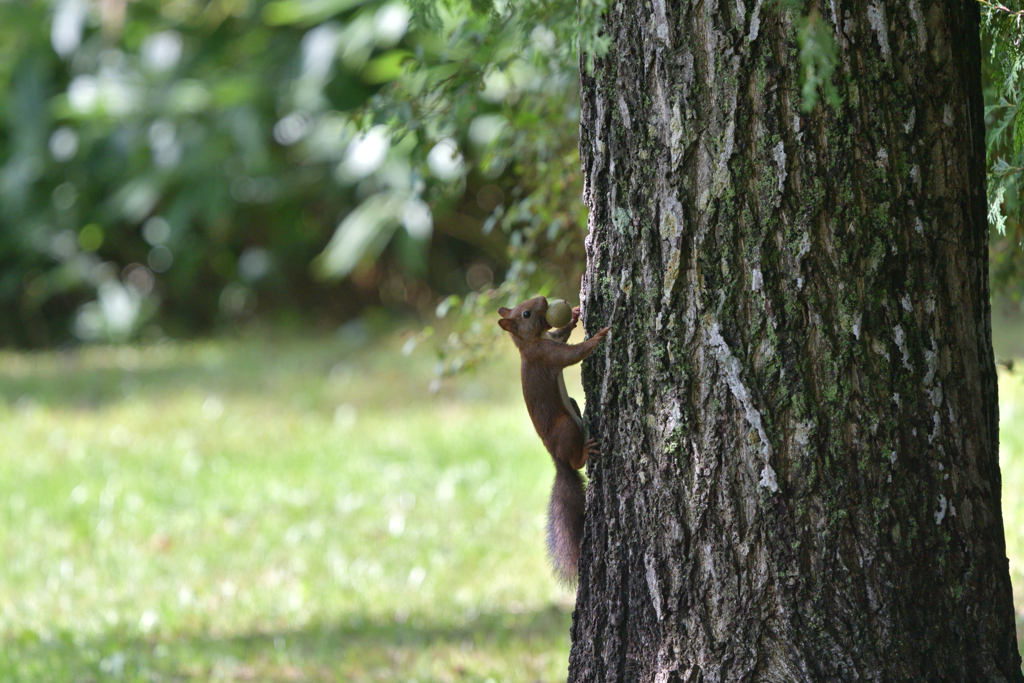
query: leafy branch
[{"left": 978, "top": 0, "right": 1024, "bottom": 23}]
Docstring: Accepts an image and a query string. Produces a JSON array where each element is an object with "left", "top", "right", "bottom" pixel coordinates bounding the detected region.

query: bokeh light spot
[{"left": 78, "top": 224, "right": 104, "bottom": 252}]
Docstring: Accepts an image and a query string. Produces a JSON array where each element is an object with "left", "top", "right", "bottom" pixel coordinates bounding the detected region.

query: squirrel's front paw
[{"left": 583, "top": 438, "right": 601, "bottom": 460}]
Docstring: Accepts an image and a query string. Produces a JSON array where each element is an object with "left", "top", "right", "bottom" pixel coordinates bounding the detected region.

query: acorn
[{"left": 545, "top": 299, "right": 572, "bottom": 328}]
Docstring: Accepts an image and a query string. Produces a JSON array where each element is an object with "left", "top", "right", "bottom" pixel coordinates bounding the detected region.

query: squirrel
[{"left": 497, "top": 296, "right": 610, "bottom": 583}]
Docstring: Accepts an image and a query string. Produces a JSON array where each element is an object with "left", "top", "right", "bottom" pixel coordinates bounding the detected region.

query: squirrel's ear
[
  {"left": 498, "top": 318, "right": 514, "bottom": 332},
  {"left": 498, "top": 307, "right": 512, "bottom": 318}
]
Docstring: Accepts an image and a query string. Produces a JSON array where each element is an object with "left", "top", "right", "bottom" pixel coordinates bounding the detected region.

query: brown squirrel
[{"left": 497, "top": 296, "right": 610, "bottom": 583}]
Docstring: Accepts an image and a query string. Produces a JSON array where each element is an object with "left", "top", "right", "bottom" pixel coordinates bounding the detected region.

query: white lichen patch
[
  {"left": 663, "top": 400, "right": 682, "bottom": 434},
  {"left": 748, "top": 0, "right": 763, "bottom": 42},
  {"left": 867, "top": 2, "right": 890, "bottom": 61},
  {"left": 794, "top": 420, "right": 812, "bottom": 449},
  {"left": 934, "top": 494, "right": 947, "bottom": 525},
  {"left": 924, "top": 340, "right": 938, "bottom": 385},
  {"left": 613, "top": 206, "right": 631, "bottom": 233},
  {"left": 659, "top": 271, "right": 679, "bottom": 327},
  {"left": 798, "top": 233, "right": 811, "bottom": 258},
  {"left": 669, "top": 103, "right": 686, "bottom": 165},
  {"left": 872, "top": 339, "right": 891, "bottom": 361},
  {"left": 852, "top": 314, "right": 862, "bottom": 340},
  {"left": 618, "top": 95, "right": 631, "bottom": 130},
  {"left": 890, "top": 450, "right": 897, "bottom": 465},
  {"left": 698, "top": 189, "right": 711, "bottom": 213},
  {"left": 904, "top": 107, "right": 916, "bottom": 134},
  {"left": 910, "top": 165, "right": 921, "bottom": 192},
  {"left": 901, "top": 294, "right": 912, "bottom": 312},
  {"left": 929, "top": 410, "right": 941, "bottom": 444},
  {"left": 893, "top": 325, "right": 912, "bottom": 371},
  {"left": 651, "top": 0, "right": 670, "bottom": 44},
  {"left": 794, "top": 231, "right": 811, "bottom": 286},
  {"left": 707, "top": 322, "right": 777, "bottom": 492},
  {"left": 877, "top": 148, "right": 889, "bottom": 165},
  {"left": 660, "top": 204, "right": 679, "bottom": 242},
  {"left": 645, "top": 551, "right": 664, "bottom": 621},
  {"left": 711, "top": 108, "right": 737, "bottom": 198},
  {"left": 915, "top": 217, "right": 924, "bottom": 235},
  {"left": 772, "top": 140, "right": 787, "bottom": 194},
  {"left": 751, "top": 267, "right": 763, "bottom": 292},
  {"left": 909, "top": 0, "right": 927, "bottom": 52},
  {"left": 943, "top": 104, "right": 953, "bottom": 127}
]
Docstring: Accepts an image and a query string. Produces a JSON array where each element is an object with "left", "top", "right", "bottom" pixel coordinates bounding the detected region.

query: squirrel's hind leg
[{"left": 549, "top": 415, "right": 588, "bottom": 470}]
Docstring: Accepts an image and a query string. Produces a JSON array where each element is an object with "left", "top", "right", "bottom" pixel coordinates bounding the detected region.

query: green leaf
[
  {"left": 361, "top": 50, "right": 415, "bottom": 84},
  {"left": 794, "top": 10, "right": 840, "bottom": 112},
  {"left": 1015, "top": 102, "right": 1024, "bottom": 155},
  {"left": 262, "top": 0, "right": 370, "bottom": 26},
  {"left": 988, "top": 183, "right": 1007, "bottom": 235}
]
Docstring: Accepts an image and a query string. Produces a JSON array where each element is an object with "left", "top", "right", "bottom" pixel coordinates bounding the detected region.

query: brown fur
[{"left": 498, "top": 297, "right": 609, "bottom": 582}]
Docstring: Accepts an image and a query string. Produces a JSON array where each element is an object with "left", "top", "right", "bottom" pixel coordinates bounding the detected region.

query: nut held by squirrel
[
  {"left": 496, "top": 296, "right": 610, "bottom": 583},
  {"left": 545, "top": 299, "right": 572, "bottom": 328}
]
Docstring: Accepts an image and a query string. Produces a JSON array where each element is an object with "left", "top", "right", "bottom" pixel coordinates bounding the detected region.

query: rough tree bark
[{"left": 573, "top": 1, "right": 1022, "bottom": 680}]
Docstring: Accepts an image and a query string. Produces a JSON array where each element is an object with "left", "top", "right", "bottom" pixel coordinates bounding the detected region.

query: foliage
[
  {"left": 982, "top": 0, "right": 1024, "bottom": 302},
  {"left": 0, "top": 0, "right": 398, "bottom": 345},
  {"left": 350, "top": 0, "right": 611, "bottom": 373},
  {"left": 0, "top": 0, "right": 599, "bottom": 348},
  {"left": 770, "top": 1, "right": 841, "bottom": 112},
  {"left": 792, "top": 9, "right": 840, "bottom": 112}
]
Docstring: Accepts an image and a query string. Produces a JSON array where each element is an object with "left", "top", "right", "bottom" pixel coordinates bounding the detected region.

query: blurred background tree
[
  {"left": 0, "top": 0, "right": 1020, "bottom": 349},
  {"left": 0, "top": 0, "right": 592, "bottom": 349}
]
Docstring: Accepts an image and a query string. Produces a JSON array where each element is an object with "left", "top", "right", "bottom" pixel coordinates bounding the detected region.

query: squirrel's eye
[{"left": 522, "top": 310, "right": 531, "bottom": 319}]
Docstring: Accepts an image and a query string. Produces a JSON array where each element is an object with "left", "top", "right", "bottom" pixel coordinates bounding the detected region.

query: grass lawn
[{"left": 0, "top": 329, "right": 1022, "bottom": 681}]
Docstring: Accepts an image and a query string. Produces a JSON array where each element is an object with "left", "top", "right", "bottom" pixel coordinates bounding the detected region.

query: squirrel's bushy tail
[{"left": 547, "top": 459, "right": 586, "bottom": 585}]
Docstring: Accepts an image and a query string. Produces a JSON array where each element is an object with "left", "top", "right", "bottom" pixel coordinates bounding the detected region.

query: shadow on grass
[
  {"left": 0, "top": 334, "right": 515, "bottom": 414},
  {"left": 0, "top": 339, "right": 342, "bottom": 410},
  {"left": 1, "top": 606, "right": 573, "bottom": 682},
  {"left": 1, "top": 360, "right": 219, "bottom": 410},
  {"left": 0, "top": 342, "right": 388, "bottom": 413}
]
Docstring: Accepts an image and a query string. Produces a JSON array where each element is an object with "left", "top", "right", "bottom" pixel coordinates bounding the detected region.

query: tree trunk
[{"left": 573, "top": 1, "right": 1022, "bottom": 679}]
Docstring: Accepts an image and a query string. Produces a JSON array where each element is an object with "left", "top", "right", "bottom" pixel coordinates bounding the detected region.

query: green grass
[
  {"left": 0, "top": 331, "right": 1022, "bottom": 681},
  {"left": 0, "top": 333, "right": 576, "bottom": 682}
]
